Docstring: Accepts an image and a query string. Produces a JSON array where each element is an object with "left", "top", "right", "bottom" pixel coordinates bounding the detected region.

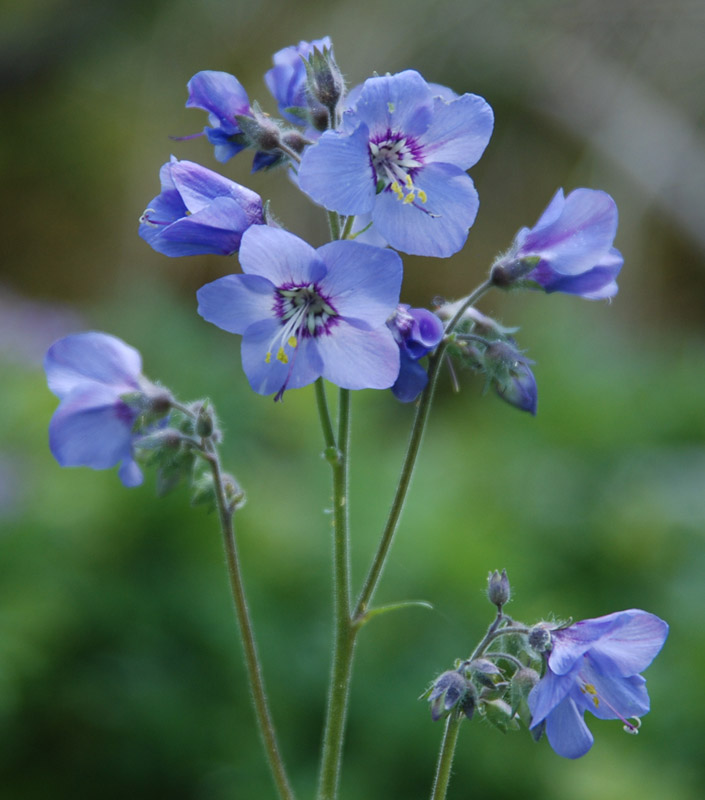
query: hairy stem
[{"left": 429, "top": 715, "right": 463, "bottom": 800}]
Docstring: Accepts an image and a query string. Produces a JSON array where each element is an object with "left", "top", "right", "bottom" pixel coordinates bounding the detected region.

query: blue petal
[
  {"left": 239, "top": 226, "right": 325, "bottom": 286},
  {"left": 317, "top": 324, "right": 400, "bottom": 390},
  {"left": 197, "top": 273, "right": 275, "bottom": 335},
  {"left": 392, "top": 353, "right": 428, "bottom": 402},
  {"left": 118, "top": 458, "right": 144, "bottom": 488},
  {"left": 529, "top": 668, "right": 576, "bottom": 727},
  {"left": 544, "top": 695, "right": 594, "bottom": 759},
  {"left": 421, "top": 93, "right": 494, "bottom": 170},
  {"left": 316, "top": 240, "right": 402, "bottom": 328},
  {"left": 169, "top": 160, "right": 262, "bottom": 219},
  {"left": 574, "top": 664, "right": 650, "bottom": 721},
  {"left": 298, "top": 123, "right": 376, "bottom": 215},
  {"left": 586, "top": 610, "right": 669, "bottom": 675},
  {"left": 45, "top": 332, "right": 141, "bottom": 398},
  {"left": 373, "top": 163, "right": 478, "bottom": 257},
  {"left": 352, "top": 70, "right": 433, "bottom": 141},
  {"left": 186, "top": 71, "right": 249, "bottom": 134}
]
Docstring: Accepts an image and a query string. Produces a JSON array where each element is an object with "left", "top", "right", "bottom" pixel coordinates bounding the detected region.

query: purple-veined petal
[
  {"left": 45, "top": 332, "right": 141, "bottom": 398},
  {"left": 422, "top": 93, "right": 494, "bottom": 169},
  {"left": 238, "top": 226, "right": 326, "bottom": 286},
  {"left": 544, "top": 695, "right": 595, "bottom": 759},
  {"left": 197, "top": 274, "right": 275, "bottom": 335},
  {"left": 352, "top": 70, "right": 433, "bottom": 141},
  {"left": 169, "top": 160, "right": 262, "bottom": 218},
  {"left": 316, "top": 240, "right": 402, "bottom": 328},
  {"left": 298, "top": 123, "right": 377, "bottom": 215},
  {"left": 574, "top": 664, "right": 650, "bottom": 721},
  {"left": 240, "top": 318, "right": 324, "bottom": 396},
  {"left": 373, "top": 163, "right": 479, "bottom": 257},
  {"left": 584, "top": 610, "right": 669, "bottom": 676},
  {"left": 317, "top": 324, "right": 400, "bottom": 390}
]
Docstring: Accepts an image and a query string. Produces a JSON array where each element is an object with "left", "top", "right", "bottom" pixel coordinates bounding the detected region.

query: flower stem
[
  {"left": 353, "top": 279, "right": 494, "bottom": 619},
  {"left": 207, "top": 447, "right": 296, "bottom": 800},
  {"left": 316, "top": 387, "right": 356, "bottom": 800},
  {"left": 429, "top": 714, "right": 463, "bottom": 800}
]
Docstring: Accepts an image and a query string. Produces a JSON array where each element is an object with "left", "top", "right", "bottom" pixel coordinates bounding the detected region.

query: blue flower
[
  {"left": 197, "top": 226, "right": 402, "bottom": 399},
  {"left": 45, "top": 332, "right": 151, "bottom": 487},
  {"left": 484, "top": 340, "right": 538, "bottom": 415},
  {"left": 492, "top": 188, "right": 623, "bottom": 299},
  {"left": 139, "top": 157, "right": 263, "bottom": 257},
  {"left": 529, "top": 609, "right": 669, "bottom": 758},
  {"left": 186, "top": 70, "right": 252, "bottom": 163},
  {"left": 265, "top": 37, "right": 333, "bottom": 128},
  {"left": 297, "top": 69, "right": 494, "bottom": 257},
  {"left": 387, "top": 305, "right": 444, "bottom": 402}
]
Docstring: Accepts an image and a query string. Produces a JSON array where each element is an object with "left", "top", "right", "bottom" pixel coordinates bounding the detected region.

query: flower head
[
  {"left": 197, "top": 226, "right": 402, "bottom": 399},
  {"left": 265, "top": 37, "right": 334, "bottom": 129},
  {"left": 387, "top": 304, "right": 444, "bottom": 402},
  {"left": 298, "top": 70, "right": 494, "bottom": 257},
  {"left": 139, "top": 157, "right": 263, "bottom": 257},
  {"left": 44, "top": 332, "right": 158, "bottom": 487},
  {"left": 484, "top": 340, "right": 538, "bottom": 415},
  {"left": 492, "top": 188, "right": 623, "bottom": 299},
  {"left": 529, "top": 609, "right": 668, "bottom": 758}
]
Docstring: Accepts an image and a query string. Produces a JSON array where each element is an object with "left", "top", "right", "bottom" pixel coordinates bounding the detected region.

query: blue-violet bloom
[
  {"left": 529, "top": 609, "right": 668, "bottom": 759},
  {"left": 197, "top": 226, "right": 402, "bottom": 399},
  {"left": 45, "top": 332, "right": 151, "bottom": 487},
  {"left": 493, "top": 188, "right": 623, "bottom": 299},
  {"left": 265, "top": 37, "right": 332, "bottom": 128},
  {"left": 484, "top": 340, "right": 538, "bottom": 415},
  {"left": 298, "top": 69, "right": 494, "bottom": 258},
  {"left": 139, "top": 157, "right": 263, "bottom": 257},
  {"left": 387, "top": 304, "right": 444, "bottom": 402}
]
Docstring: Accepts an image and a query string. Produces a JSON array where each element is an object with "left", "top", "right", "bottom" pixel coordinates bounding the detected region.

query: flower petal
[
  {"left": 317, "top": 324, "right": 400, "bottom": 390},
  {"left": 298, "top": 123, "right": 377, "bottom": 215},
  {"left": 197, "top": 274, "right": 275, "bottom": 335},
  {"left": 586, "top": 610, "right": 669, "bottom": 675},
  {"left": 544, "top": 695, "right": 594, "bottom": 759},
  {"left": 45, "top": 332, "right": 141, "bottom": 398},
  {"left": 316, "top": 240, "right": 402, "bottom": 328},
  {"left": 422, "top": 93, "right": 494, "bottom": 169},
  {"left": 373, "top": 163, "right": 479, "bottom": 257},
  {"left": 352, "top": 70, "right": 433, "bottom": 141},
  {"left": 239, "top": 226, "right": 325, "bottom": 285},
  {"left": 169, "top": 160, "right": 262, "bottom": 219},
  {"left": 186, "top": 71, "right": 250, "bottom": 132},
  {"left": 529, "top": 667, "right": 576, "bottom": 727}
]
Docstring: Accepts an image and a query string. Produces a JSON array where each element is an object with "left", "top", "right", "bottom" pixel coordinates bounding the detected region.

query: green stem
[
  {"left": 208, "top": 449, "right": 296, "bottom": 800},
  {"left": 316, "top": 388, "right": 356, "bottom": 800},
  {"left": 429, "top": 715, "right": 463, "bottom": 800},
  {"left": 353, "top": 280, "right": 494, "bottom": 619}
]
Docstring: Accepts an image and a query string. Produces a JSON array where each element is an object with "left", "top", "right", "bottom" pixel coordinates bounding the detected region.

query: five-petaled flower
[
  {"left": 387, "top": 304, "right": 444, "bottom": 402},
  {"left": 298, "top": 69, "right": 494, "bottom": 258},
  {"left": 528, "top": 609, "right": 668, "bottom": 758},
  {"left": 45, "top": 332, "right": 155, "bottom": 487},
  {"left": 139, "top": 157, "right": 263, "bottom": 257},
  {"left": 197, "top": 225, "right": 403, "bottom": 399},
  {"left": 492, "top": 188, "right": 623, "bottom": 300}
]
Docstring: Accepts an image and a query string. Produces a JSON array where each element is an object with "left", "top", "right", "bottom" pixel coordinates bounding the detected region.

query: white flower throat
[
  {"left": 369, "top": 136, "right": 426, "bottom": 205},
  {"left": 267, "top": 283, "right": 338, "bottom": 364}
]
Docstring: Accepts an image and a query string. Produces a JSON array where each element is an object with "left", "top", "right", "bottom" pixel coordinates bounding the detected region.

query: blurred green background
[{"left": 2, "top": 0, "right": 705, "bottom": 797}]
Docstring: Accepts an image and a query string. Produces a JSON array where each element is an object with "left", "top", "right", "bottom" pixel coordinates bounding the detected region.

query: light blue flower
[
  {"left": 493, "top": 188, "right": 623, "bottom": 299},
  {"left": 387, "top": 305, "right": 444, "bottom": 402},
  {"left": 197, "top": 226, "right": 402, "bottom": 399},
  {"left": 45, "top": 333, "right": 150, "bottom": 487},
  {"left": 298, "top": 70, "right": 494, "bottom": 257},
  {"left": 529, "top": 609, "right": 668, "bottom": 758}
]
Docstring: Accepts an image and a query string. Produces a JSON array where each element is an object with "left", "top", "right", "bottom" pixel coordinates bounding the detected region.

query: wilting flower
[
  {"left": 529, "top": 609, "right": 668, "bottom": 758},
  {"left": 185, "top": 70, "right": 252, "bottom": 163},
  {"left": 139, "top": 157, "right": 263, "bottom": 257},
  {"left": 265, "top": 37, "right": 333, "bottom": 128},
  {"left": 387, "top": 304, "right": 444, "bottom": 402},
  {"left": 492, "top": 188, "right": 623, "bottom": 299},
  {"left": 197, "top": 226, "right": 402, "bottom": 399},
  {"left": 298, "top": 69, "right": 493, "bottom": 257},
  {"left": 44, "top": 332, "right": 157, "bottom": 487}
]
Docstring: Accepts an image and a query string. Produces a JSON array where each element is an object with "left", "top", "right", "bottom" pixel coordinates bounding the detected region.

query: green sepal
[
  {"left": 480, "top": 698, "right": 520, "bottom": 733},
  {"left": 355, "top": 600, "right": 433, "bottom": 628}
]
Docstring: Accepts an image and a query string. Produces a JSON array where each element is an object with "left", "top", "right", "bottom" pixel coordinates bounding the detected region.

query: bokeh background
[{"left": 2, "top": 0, "right": 705, "bottom": 797}]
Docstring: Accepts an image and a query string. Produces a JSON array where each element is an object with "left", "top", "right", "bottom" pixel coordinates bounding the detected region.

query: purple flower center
[
  {"left": 369, "top": 133, "right": 426, "bottom": 205},
  {"left": 267, "top": 282, "right": 339, "bottom": 364}
]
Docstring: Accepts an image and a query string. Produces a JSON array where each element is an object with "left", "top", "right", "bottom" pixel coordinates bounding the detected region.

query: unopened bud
[
  {"left": 487, "top": 569, "right": 511, "bottom": 608},
  {"left": 528, "top": 624, "right": 552, "bottom": 653},
  {"left": 427, "top": 670, "right": 474, "bottom": 722}
]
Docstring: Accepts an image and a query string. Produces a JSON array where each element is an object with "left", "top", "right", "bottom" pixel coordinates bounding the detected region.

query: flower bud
[
  {"left": 304, "top": 46, "right": 344, "bottom": 113},
  {"left": 528, "top": 624, "right": 552, "bottom": 653},
  {"left": 487, "top": 568, "right": 511, "bottom": 609},
  {"left": 427, "top": 670, "right": 474, "bottom": 722}
]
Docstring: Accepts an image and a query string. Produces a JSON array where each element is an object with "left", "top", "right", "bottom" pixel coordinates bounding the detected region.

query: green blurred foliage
[{"left": 2, "top": 0, "right": 705, "bottom": 798}]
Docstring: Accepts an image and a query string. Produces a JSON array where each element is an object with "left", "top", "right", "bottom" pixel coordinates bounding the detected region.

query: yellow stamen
[
  {"left": 288, "top": 336, "right": 297, "bottom": 348},
  {"left": 277, "top": 347, "right": 288, "bottom": 364},
  {"left": 417, "top": 189, "right": 427, "bottom": 203}
]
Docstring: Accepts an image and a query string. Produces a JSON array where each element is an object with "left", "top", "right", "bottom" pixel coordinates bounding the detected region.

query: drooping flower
[
  {"left": 197, "top": 226, "right": 402, "bottom": 399},
  {"left": 387, "top": 304, "right": 444, "bottom": 402},
  {"left": 264, "top": 37, "right": 334, "bottom": 129},
  {"left": 185, "top": 70, "right": 252, "bottom": 163},
  {"left": 44, "top": 332, "right": 160, "bottom": 487},
  {"left": 528, "top": 609, "right": 668, "bottom": 758},
  {"left": 484, "top": 340, "right": 538, "bottom": 415},
  {"left": 297, "top": 69, "right": 494, "bottom": 258},
  {"left": 139, "top": 157, "right": 263, "bottom": 257},
  {"left": 491, "top": 188, "right": 623, "bottom": 299}
]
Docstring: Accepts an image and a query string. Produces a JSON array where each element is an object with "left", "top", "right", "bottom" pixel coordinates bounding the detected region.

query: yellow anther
[
  {"left": 277, "top": 347, "right": 288, "bottom": 364},
  {"left": 288, "top": 336, "right": 298, "bottom": 348},
  {"left": 265, "top": 352, "right": 272, "bottom": 364},
  {"left": 405, "top": 174, "right": 414, "bottom": 189},
  {"left": 403, "top": 192, "right": 415, "bottom": 204},
  {"left": 391, "top": 181, "right": 403, "bottom": 198},
  {"left": 417, "top": 189, "right": 427, "bottom": 203}
]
